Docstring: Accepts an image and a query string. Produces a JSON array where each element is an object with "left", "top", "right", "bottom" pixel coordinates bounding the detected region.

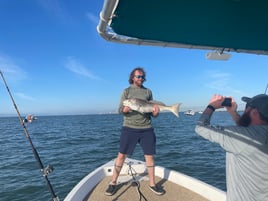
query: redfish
[{"left": 123, "top": 98, "right": 181, "bottom": 117}]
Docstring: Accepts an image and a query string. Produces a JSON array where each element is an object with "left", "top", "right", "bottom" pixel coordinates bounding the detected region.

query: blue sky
[{"left": 0, "top": 0, "right": 268, "bottom": 116}]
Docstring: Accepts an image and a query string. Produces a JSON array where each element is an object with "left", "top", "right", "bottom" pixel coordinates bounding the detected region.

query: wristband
[{"left": 207, "top": 105, "right": 215, "bottom": 111}]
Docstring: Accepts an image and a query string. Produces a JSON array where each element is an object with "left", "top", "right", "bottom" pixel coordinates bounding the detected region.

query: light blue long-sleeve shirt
[{"left": 195, "top": 113, "right": 268, "bottom": 201}]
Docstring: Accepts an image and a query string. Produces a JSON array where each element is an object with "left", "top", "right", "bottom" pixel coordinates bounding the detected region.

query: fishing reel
[{"left": 41, "top": 164, "right": 54, "bottom": 176}]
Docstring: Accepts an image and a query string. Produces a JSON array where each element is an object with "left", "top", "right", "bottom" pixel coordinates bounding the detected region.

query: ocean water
[{"left": 0, "top": 112, "right": 231, "bottom": 201}]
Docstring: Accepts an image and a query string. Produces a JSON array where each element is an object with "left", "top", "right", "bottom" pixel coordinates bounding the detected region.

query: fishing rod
[{"left": 0, "top": 70, "right": 59, "bottom": 201}]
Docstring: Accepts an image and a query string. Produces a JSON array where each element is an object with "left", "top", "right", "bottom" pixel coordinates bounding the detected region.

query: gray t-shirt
[
  {"left": 195, "top": 113, "right": 268, "bottom": 201},
  {"left": 118, "top": 85, "right": 153, "bottom": 129}
]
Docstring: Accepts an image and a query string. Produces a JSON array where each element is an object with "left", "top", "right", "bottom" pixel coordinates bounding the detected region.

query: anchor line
[{"left": 126, "top": 161, "right": 148, "bottom": 201}]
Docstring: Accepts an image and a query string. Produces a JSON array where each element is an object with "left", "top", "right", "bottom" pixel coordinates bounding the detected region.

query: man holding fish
[{"left": 105, "top": 67, "right": 167, "bottom": 196}]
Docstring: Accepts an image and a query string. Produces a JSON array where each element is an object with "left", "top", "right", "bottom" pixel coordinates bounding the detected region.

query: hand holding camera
[
  {"left": 221, "top": 97, "right": 232, "bottom": 107},
  {"left": 208, "top": 95, "right": 233, "bottom": 110}
]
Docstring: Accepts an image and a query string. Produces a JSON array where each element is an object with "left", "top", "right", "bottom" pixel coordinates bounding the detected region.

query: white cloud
[
  {"left": 0, "top": 55, "right": 27, "bottom": 81},
  {"left": 64, "top": 56, "right": 101, "bottom": 80},
  {"left": 37, "top": 0, "right": 66, "bottom": 19},
  {"left": 206, "top": 71, "right": 230, "bottom": 89},
  {"left": 15, "top": 92, "right": 35, "bottom": 101},
  {"left": 86, "top": 12, "right": 99, "bottom": 24},
  {"left": 205, "top": 70, "right": 243, "bottom": 94}
]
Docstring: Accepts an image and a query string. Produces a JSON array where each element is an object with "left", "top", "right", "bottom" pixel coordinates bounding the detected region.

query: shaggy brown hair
[{"left": 128, "top": 67, "right": 146, "bottom": 84}]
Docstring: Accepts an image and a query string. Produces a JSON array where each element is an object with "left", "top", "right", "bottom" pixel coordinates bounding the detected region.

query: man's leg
[
  {"left": 145, "top": 154, "right": 164, "bottom": 195},
  {"left": 144, "top": 154, "right": 155, "bottom": 186},
  {"left": 105, "top": 152, "right": 126, "bottom": 196},
  {"left": 111, "top": 152, "right": 126, "bottom": 184}
]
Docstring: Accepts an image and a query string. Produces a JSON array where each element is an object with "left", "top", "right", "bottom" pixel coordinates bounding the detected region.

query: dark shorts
[{"left": 119, "top": 126, "right": 156, "bottom": 155}]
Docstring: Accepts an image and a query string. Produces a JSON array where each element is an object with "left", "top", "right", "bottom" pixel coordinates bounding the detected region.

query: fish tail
[{"left": 171, "top": 103, "right": 181, "bottom": 117}]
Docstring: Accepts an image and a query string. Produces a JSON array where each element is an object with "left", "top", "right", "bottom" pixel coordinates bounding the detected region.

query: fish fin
[
  {"left": 149, "top": 100, "right": 166, "bottom": 106},
  {"left": 171, "top": 103, "right": 181, "bottom": 117}
]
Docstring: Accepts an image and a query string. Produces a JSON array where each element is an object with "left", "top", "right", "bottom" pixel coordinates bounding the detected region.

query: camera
[{"left": 221, "top": 97, "right": 232, "bottom": 107}]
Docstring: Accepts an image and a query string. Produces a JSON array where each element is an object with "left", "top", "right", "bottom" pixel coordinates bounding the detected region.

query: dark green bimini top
[{"left": 98, "top": 0, "right": 268, "bottom": 56}]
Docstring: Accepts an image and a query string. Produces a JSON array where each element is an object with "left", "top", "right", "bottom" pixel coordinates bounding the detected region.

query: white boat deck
[
  {"left": 86, "top": 175, "right": 211, "bottom": 201},
  {"left": 64, "top": 158, "right": 226, "bottom": 201}
]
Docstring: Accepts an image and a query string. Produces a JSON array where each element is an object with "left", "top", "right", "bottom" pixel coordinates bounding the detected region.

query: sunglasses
[{"left": 134, "top": 75, "right": 145, "bottom": 79}]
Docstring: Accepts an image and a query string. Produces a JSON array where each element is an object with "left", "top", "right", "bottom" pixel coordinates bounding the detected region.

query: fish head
[
  {"left": 123, "top": 98, "right": 139, "bottom": 109},
  {"left": 123, "top": 99, "right": 134, "bottom": 107}
]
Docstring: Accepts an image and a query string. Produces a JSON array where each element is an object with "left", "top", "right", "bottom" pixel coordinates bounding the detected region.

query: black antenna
[{"left": 0, "top": 70, "right": 59, "bottom": 201}]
